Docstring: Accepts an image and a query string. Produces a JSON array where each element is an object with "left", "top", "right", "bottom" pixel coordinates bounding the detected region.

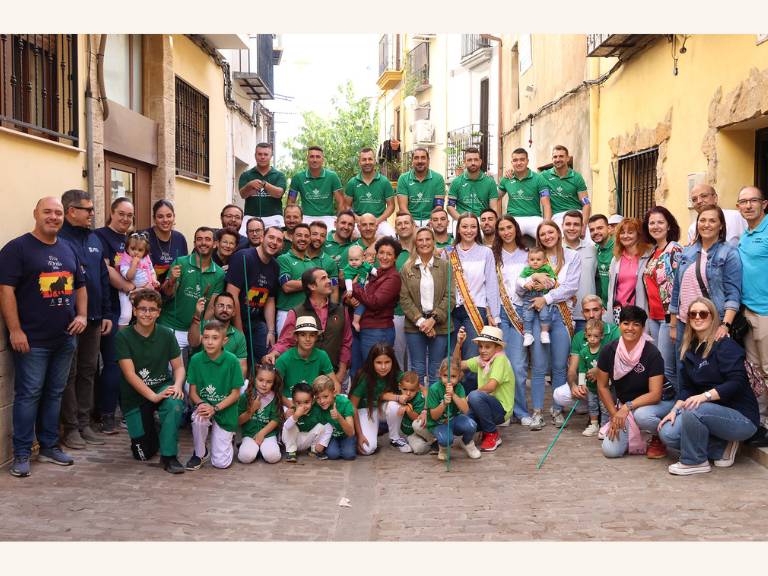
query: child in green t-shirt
[
  {"left": 313, "top": 375, "right": 356, "bottom": 460},
  {"left": 237, "top": 364, "right": 283, "bottom": 464},
  {"left": 384, "top": 371, "right": 435, "bottom": 455},
  {"left": 185, "top": 320, "right": 243, "bottom": 470},
  {"left": 343, "top": 244, "right": 376, "bottom": 332},
  {"left": 281, "top": 382, "right": 332, "bottom": 463},
  {"left": 579, "top": 318, "right": 610, "bottom": 437},
  {"left": 517, "top": 247, "right": 558, "bottom": 347}
]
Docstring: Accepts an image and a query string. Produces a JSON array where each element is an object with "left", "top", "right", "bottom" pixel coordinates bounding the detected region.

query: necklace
[{"left": 152, "top": 228, "right": 172, "bottom": 261}]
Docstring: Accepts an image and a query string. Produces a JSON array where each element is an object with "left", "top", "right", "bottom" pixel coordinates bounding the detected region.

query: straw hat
[
  {"left": 472, "top": 325, "right": 505, "bottom": 347},
  {"left": 294, "top": 316, "right": 320, "bottom": 333},
  {"left": 608, "top": 214, "right": 624, "bottom": 225}
]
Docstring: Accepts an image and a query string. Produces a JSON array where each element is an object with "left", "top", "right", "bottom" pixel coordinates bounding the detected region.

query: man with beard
[
  {"left": 447, "top": 147, "right": 498, "bottom": 220},
  {"left": 241, "top": 217, "right": 264, "bottom": 250},
  {"left": 344, "top": 147, "right": 396, "bottom": 237},
  {"left": 188, "top": 291, "right": 248, "bottom": 378},
  {"left": 238, "top": 142, "right": 287, "bottom": 230},
  {"left": 396, "top": 147, "right": 446, "bottom": 228},
  {"left": 281, "top": 204, "right": 303, "bottom": 255},
  {"left": 540, "top": 145, "right": 591, "bottom": 239},
  {"left": 276, "top": 223, "right": 313, "bottom": 335},
  {"left": 307, "top": 220, "right": 339, "bottom": 303},
  {"left": 430, "top": 207, "right": 454, "bottom": 255},
  {"left": 587, "top": 214, "right": 614, "bottom": 309},
  {"left": 562, "top": 210, "right": 596, "bottom": 334},
  {"left": 288, "top": 146, "right": 343, "bottom": 230},
  {"left": 498, "top": 147, "right": 552, "bottom": 239},
  {"left": 219, "top": 204, "right": 249, "bottom": 250},
  {"left": 159, "top": 226, "right": 225, "bottom": 366},
  {"left": 479, "top": 208, "right": 498, "bottom": 248},
  {"left": 324, "top": 209, "right": 355, "bottom": 269},
  {"left": 226, "top": 226, "right": 283, "bottom": 365}
]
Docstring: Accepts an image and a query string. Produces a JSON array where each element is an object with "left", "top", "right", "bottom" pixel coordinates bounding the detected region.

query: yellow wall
[
  {"left": 593, "top": 35, "right": 768, "bottom": 224},
  {"left": 170, "top": 34, "right": 230, "bottom": 242}
]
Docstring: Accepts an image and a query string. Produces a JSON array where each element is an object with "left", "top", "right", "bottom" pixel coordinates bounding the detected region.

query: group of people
[{"left": 2, "top": 140, "right": 767, "bottom": 480}]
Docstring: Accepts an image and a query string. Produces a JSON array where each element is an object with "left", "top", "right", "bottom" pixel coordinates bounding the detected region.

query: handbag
[{"left": 745, "top": 359, "right": 766, "bottom": 398}]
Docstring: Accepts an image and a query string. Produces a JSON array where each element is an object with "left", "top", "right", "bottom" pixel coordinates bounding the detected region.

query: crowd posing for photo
[{"left": 2, "top": 141, "right": 767, "bottom": 479}]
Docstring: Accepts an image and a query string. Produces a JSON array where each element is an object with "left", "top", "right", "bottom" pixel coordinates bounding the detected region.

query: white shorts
[{"left": 303, "top": 215, "right": 337, "bottom": 231}]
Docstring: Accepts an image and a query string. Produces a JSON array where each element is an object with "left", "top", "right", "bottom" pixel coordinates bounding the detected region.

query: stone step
[{"left": 742, "top": 444, "right": 768, "bottom": 469}]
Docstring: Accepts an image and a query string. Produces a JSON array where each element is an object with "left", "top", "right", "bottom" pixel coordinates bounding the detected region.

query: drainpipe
[
  {"left": 588, "top": 56, "right": 600, "bottom": 205},
  {"left": 85, "top": 35, "right": 95, "bottom": 197},
  {"left": 481, "top": 34, "right": 503, "bottom": 178}
]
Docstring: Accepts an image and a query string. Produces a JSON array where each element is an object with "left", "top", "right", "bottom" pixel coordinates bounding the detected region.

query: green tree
[{"left": 283, "top": 82, "right": 379, "bottom": 187}]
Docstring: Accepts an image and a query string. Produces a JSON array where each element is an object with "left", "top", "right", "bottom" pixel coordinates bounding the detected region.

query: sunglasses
[{"left": 688, "top": 309, "right": 710, "bottom": 320}]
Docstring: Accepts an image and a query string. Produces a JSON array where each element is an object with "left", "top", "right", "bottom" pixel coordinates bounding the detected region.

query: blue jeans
[
  {"left": 647, "top": 318, "right": 677, "bottom": 392},
  {"left": 357, "top": 326, "right": 396, "bottom": 371},
  {"left": 499, "top": 308, "right": 530, "bottom": 419},
  {"left": 98, "top": 313, "right": 121, "bottom": 416},
  {"left": 658, "top": 403, "right": 758, "bottom": 465},
  {"left": 467, "top": 390, "right": 506, "bottom": 433},
  {"left": 432, "top": 414, "right": 477, "bottom": 446},
  {"left": 405, "top": 331, "right": 448, "bottom": 386},
  {"left": 529, "top": 305, "right": 571, "bottom": 412},
  {"left": 602, "top": 400, "right": 674, "bottom": 458},
  {"left": 574, "top": 319, "right": 586, "bottom": 335},
  {"left": 12, "top": 336, "right": 76, "bottom": 458},
  {"left": 452, "top": 305, "right": 488, "bottom": 393},
  {"left": 521, "top": 291, "right": 552, "bottom": 335},
  {"left": 326, "top": 435, "right": 357, "bottom": 460},
  {"left": 243, "top": 319, "right": 268, "bottom": 371},
  {"left": 587, "top": 389, "right": 611, "bottom": 423}
]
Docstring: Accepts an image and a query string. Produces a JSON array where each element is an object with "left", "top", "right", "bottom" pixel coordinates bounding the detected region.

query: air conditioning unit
[{"left": 413, "top": 119, "right": 435, "bottom": 143}]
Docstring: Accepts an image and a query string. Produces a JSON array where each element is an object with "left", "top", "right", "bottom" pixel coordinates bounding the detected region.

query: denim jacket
[{"left": 669, "top": 240, "right": 742, "bottom": 320}]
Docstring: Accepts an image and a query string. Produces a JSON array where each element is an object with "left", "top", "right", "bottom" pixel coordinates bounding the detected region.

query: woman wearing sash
[
  {"left": 521, "top": 220, "right": 581, "bottom": 430},
  {"left": 493, "top": 215, "right": 531, "bottom": 425},
  {"left": 448, "top": 213, "right": 500, "bottom": 393}
]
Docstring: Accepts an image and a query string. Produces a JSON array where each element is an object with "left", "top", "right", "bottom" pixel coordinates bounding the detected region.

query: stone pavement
[{"left": 2, "top": 414, "right": 768, "bottom": 541}]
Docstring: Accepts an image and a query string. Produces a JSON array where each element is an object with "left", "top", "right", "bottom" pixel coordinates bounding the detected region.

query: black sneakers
[{"left": 161, "top": 455, "right": 185, "bottom": 474}]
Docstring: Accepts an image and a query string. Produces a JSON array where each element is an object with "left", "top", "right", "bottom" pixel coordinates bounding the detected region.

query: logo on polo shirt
[
  {"left": 139, "top": 368, "right": 150, "bottom": 381},
  {"left": 204, "top": 384, "right": 217, "bottom": 397},
  {"left": 633, "top": 363, "right": 646, "bottom": 374}
]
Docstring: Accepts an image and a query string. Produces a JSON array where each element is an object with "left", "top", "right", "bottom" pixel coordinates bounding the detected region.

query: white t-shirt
[{"left": 687, "top": 208, "right": 747, "bottom": 245}]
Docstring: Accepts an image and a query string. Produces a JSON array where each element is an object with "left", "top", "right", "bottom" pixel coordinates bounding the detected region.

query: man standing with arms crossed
[
  {"left": 288, "top": 146, "right": 343, "bottom": 230},
  {"left": 498, "top": 147, "right": 552, "bottom": 239},
  {"left": 446, "top": 147, "right": 498, "bottom": 220},
  {"left": 541, "top": 145, "right": 591, "bottom": 238},
  {"left": 0, "top": 197, "right": 87, "bottom": 477},
  {"left": 396, "top": 147, "right": 446, "bottom": 228},
  {"left": 238, "top": 142, "right": 288, "bottom": 231},
  {"left": 345, "top": 147, "right": 396, "bottom": 237}
]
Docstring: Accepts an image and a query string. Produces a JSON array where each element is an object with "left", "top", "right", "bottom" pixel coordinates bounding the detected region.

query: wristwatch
[
  {"left": 625, "top": 400, "right": 634, "bottom": 411},
  {"left": 213, "top": 405, "right": 220, "bottom": 412},
  {"left": 722, "top": 321, "right": 732, "bottom": 329},
  {"left": 704, "top": 391, "right": 713, "bottom": 401}
]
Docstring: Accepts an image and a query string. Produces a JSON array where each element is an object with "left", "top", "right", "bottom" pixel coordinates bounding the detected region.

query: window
[
  {"left": 518, "top": 34, "right": 532, "bottom": 74},
  {"left": 175, "top": 76, "right": 209, "bottom": 182},
  {"left": 104, "top": 35, "right": 142, "bottom": 113},
  {"left": 0, "top": 34, "right": 78, "bottom": 144},
  {"left": 617, "top": 147, "right": 659, "bottom": 219}
]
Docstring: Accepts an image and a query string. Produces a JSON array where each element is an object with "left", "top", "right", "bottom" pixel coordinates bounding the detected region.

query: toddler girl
[{"left": 118, "top": 232, "right": 159, "bottom": 326}]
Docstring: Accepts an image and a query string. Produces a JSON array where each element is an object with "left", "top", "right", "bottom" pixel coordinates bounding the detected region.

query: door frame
[{"left": 104, "top": 151, "right": 152, "bottom": 231}]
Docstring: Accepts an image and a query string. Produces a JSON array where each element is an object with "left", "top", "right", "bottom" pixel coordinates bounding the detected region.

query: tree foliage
[{"left": 282, "top": 82, "right": 378, "bottom": 186}]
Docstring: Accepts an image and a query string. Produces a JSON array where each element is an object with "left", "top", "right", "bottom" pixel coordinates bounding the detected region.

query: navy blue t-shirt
[
  {"left": 142, "top": 227, "right": 188, "bottom": 284},
  {"left": 0, "top": 233, "right": 85, "bottom": 348},
  {"left": 225, "top": 249, "right": 279, "bottom": 323},
  {"left": 94, "top": 226, "right": 127, "bottom": 318}
]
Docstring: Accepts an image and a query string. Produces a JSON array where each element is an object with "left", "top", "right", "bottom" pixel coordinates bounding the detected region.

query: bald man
[
  {"left": 687, "top": 183, "right": 747, "bottom": 245},
  {"left": 0, "top": 197, "right": 88, "bottom": 477}
]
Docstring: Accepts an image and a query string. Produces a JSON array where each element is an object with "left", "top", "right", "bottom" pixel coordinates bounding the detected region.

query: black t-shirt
[
  {"left": 597, "top": 340, "right": 665, "bottom": 403},
  {"left": 0, "top": 233, "right": 85, "bottom": 348},
  {"left": 225, "top": 248, "right": 279, "bottom": 323},
  {"left": 142, "top": 228, "right": 188, "bottom": 284},
  {"left": 94, "top": 226, "right": 127, "bottom": 317}
]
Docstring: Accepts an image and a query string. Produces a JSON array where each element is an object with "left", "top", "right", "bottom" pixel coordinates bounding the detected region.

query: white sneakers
[
  {"left": 540, "top": 331, "right": 551, "bottom": 344},
  {"left": 523, "top": 333, "right": 534, "bottom": 347},
  {"left": 462, "top": 440, "right": 482, "bottom": 459},
  {"left": 668, "top": 461, "right": 712, "bottom": 475},
  {"left": 582, "top": 421, "right": 600, "bottom": 437},
  {"left": 714, "top": 441, "right": 739, "bottom": 467}
]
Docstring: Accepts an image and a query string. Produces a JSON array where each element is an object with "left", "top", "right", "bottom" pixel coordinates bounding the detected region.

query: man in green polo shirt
[
  {"left": 396, "top": 147, "right": 446, "bottom": 227},
  {"left": 307, "top": 220, "right": 339, "bottom": 303},
  {"left": 324, "top": 209, "right": 355, "bottom": 270},
  {"left": 587, "top": 215, "right": 615, "bottom": 309},
  {"left": 540, "top": 144, "right": 591, "bottom": 239},
  {"left": 288, "top": 146, "right": 343, "bottom": 230},
  {"left": 159, "top": 226, "right": 225, "bottom": 366},
  {"left": 188, "top": 292, "right": 248, "bottom": 378},
  {"left": 238, "top": 142, "right": 287, "bottom": 229},
  {"left": 275, "top": 316, "right": 337, "bottom": 399},
  {"left": 498, "top": 147, "right": 552, "bottom": 238},
  {"left": 352, "top": 213, "right": 379, "bottom": 262},
  {"left": 276, "top": 223, "right": 313, "bottom": 334},
  {"left": 447, "top": 147, "right": 498, "bottom": 220},
  {"left": 344, "top": 147, "right": 396, "bottom": 237},
  {"left": 430, "top": 207, "right": 454, "bottom": 255}
]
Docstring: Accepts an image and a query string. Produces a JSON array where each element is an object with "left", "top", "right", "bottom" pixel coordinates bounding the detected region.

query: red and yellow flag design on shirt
[{"left": 38, "top": 271, "right": 74, "bottom": 298}]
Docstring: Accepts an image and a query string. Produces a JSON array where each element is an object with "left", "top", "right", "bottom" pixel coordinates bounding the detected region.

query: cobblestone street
[{"left": 2, "top": 411, "right": 768, "bottom": 541}]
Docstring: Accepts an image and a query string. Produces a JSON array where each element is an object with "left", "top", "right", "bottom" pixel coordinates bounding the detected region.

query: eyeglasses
[
  {"left": 136, "top": 306, "right": 160, "bottom": 314},
  {"left": 688, "top": 309, "right": 710, "bottom": 320},
  {"left": 71, "top": 205, "right": 95, "bottom": 213},
  {"left": 736, "top": 197, "right": 764, "bottom": 206}
]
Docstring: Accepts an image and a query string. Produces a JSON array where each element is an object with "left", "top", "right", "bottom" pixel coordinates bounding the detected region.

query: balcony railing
[
  {"left": 0, "top": 34, "right": 79, "bottom": 145},
  {"left": 446, "top": 124, "right": 493, "bottom": 178},
  {"left": 378, "top": 34, "right": 401, "bottom": 76},
  {"left": 461, "top": 34, "right": 491, "bottom": 59},
  {"left": 587, "top": 34, "right": 661, "bottom": 58},
  {"left": 231, "top": 34, "right": 274, "bottom": 100},
  {"left": 407, "top": 42, "right": 430, "bottom": 91}
]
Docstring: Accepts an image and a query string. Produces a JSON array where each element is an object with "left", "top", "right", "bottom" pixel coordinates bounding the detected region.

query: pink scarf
[
  {"left": 478, "top": 351, "right": 504, "bottom": 375},
  {"left": 613, "top": 333, "right": 654, "bottom": 381}
]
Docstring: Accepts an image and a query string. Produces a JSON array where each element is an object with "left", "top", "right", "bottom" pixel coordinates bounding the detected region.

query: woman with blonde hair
[
  {"left": 658, "top": 297, "right": 759, "bottom": 475},
  {"left": 606, "top": 217, "right": 653, "bottom": 323}
]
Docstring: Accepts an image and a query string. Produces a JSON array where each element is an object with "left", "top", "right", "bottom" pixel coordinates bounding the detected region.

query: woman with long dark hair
[{"left": 143, "top": 199, "right": 188, "bottom": 285}]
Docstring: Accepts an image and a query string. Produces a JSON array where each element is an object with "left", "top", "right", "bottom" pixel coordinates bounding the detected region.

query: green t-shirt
[
  {"left": 292, "top": 403, "right": 324, "bottom": 433},
  {"left": 540, "top": 167, "right": 588, "bottom": 214},
  {"left": 396, "top": 169, "right": 446, "bottom": 220},
  {"left": 277, "top": 249, "right": 313, "bottom": 311},
  {"left": 343, "top": 261, "right": 373, "bottom": 285},
  {"left": 426, "top": 380, "right": 467, "bottom": 430},
  {"left": 499, "top": 169, "right": 549, "bottom": 217},
  {"left": 447, "top": 171, "right": 498, "bottom": 216},
  {"left": 400, "top": 390, "right": 425, "bottom": 436},
  {"left": 317, "top": 393, "right": 355, "bottom": 438},
  {"left": 187, "top": 350, "right": 242, "bottom": 432},
  {"left": 280, "top": 237, "right": 293, "bottom": 255},
  {"left": 595, "top": 238, "right": 615, "bottom": 308},
  {"left": 158, "top": 254, "right": 225, "bottom": 331},
  {"left": 578, "top": 345, "right": 602, "bottom": 393},
  {"left": 466, "top": 355, "right": 515, "bottom": 417},
  {"left": 324, "top": 232, "right": 353, "bottom": 270},
  {"left": 350, "top": 372, "right": 399, "bottom": 410},
  {"left": 239, "top": 166, "right": 288, "bottom": 218},
  {"left": 435, "top": 234, "right": 454, "bottom": 250},
  {"left": 191, "top": 320, "right": 247, "bottom": 360},
  {"left": 115, "top": 324, "right": 181, "bottom": 413},
  {"left": 275, "top": 347, "right": 334, "bottom": 397},
  {"left": 570, "top": 322, "right": 620, "bottom": 356},
  {"left": 309, "top": 251, "right": 339, "bottom": 287},
  {"left": 344, "top": 173, "right": 395, "bottom": 218},
  {"left": 289, "top": 169, "right": 342, "bottom": 216},
  {"left": 238, "top": 394, "right": 280, "bottom": 438}
]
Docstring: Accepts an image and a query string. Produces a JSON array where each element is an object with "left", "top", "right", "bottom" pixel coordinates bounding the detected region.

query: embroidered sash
[
  {"left": 447, "top": 248, "right": 485, "bottom": 335},
  {"left": 496, "top": 263, "right": 524, "bottom": 335}
]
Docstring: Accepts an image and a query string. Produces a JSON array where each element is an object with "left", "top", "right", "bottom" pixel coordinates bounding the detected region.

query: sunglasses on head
[{"left": 688, "top": 309, "right": 710, "bottom": 320}]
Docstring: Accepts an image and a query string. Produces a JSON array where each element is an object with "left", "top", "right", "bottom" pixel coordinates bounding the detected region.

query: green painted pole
[{"left": 536, "top": 400, "right": 580, "bottom": 469}]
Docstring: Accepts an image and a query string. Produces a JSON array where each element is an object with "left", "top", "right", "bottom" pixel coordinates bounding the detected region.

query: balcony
[
  {"left": 231, "top": 34, "right": 275, "bottom": 100},
  {"left": 446, "top": 124, "right": 493, "bottom": 178},
  {"left": 407, "top": 42, "right": 430, "bottom": 93},
  {"left": 460, "top": 34, "right": 492, "bottom": 68},
  {"left": 377, "top": 34, "right": 403, "bottom": 91},
  {"left": 587, "top": 34, "right": 662, "bottom": 58}
]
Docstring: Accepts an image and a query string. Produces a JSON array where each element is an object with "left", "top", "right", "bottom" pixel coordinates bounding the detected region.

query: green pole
[{"left": 537, "top": 400, "right": 580, "bottom": 469}]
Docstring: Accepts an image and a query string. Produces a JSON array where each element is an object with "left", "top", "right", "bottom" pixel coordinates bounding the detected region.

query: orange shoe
[{"left": 646, "top": 435, "right": 667, "bottom": 459}]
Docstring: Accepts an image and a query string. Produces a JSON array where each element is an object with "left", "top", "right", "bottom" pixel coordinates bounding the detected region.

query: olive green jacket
[{"left": 399, "top": 256, "right": 455, "bottom": 334}]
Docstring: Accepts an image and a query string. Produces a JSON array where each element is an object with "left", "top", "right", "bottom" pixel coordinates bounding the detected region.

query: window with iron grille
[
  {"left": 0, "top": 34, "right": 79, "bottom": 145},
  {"left": 617, "top": 147, "right": 658, "bottom": 219},
  {"left": 175, "top": 76, "right": 209, "bottom": 182}
]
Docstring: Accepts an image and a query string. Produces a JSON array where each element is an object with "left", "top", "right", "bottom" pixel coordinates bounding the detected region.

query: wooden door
[{"left": 104, "top": 152, "right": 151, "bottom": 230}]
